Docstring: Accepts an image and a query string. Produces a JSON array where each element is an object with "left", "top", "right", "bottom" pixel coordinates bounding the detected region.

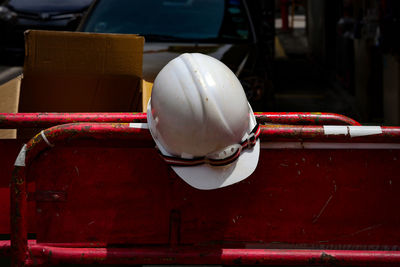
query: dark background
[
  {"left": 272, "top": 0, "right": 400, "bottom": 125},
  {"left": 1, "top": 0, "right": 400, "bottom": 125}
]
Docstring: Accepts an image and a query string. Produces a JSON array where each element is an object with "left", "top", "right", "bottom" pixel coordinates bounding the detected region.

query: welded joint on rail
[
  {"left": 40, "top": 130, "right": 54, "bottom": 147},
  {"left": 14, "top": 144, "right": 27, "bottom": 167}
]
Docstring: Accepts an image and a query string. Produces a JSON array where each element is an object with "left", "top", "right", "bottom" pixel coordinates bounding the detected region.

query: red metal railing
[
  {"left": 10, "top": 122, "right": 400, "bottom": 266},
  {"left": 5, "top": 239, "right": 400, "bottom": 266},
  {"left": 255, "top": 112, "right": 361, "bottom": 126},
  {"left": 0, "top": 112, "right": 361, "bottom": 129},
  {"left": 25, "top": 246, "right": 400, "bottom": 266}
]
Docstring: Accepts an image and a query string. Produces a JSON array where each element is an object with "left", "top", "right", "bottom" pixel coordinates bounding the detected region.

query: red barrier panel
[{"left": 9, "top": 122, "right": 400, "bottom": 266}]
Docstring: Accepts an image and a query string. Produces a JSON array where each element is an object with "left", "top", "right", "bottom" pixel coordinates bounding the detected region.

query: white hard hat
[{"left": 147, "top": 53, "right": 260, "bottom": 190}]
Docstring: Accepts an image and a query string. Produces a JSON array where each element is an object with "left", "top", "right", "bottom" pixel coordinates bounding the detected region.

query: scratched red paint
[
  {"left": 4, "top": 121, "right": 400, "bottom": 266},
  {"left": 0, "top": 112, "right": 360, "bottom": 129}
]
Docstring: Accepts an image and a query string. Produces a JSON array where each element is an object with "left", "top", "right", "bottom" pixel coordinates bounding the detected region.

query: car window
[{"left": 82, "top": 0, "right": 250, "bottom": 42}]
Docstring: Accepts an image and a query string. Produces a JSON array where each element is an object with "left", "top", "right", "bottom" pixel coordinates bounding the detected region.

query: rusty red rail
[
  {"left": 0, "top": 240, "right": 10, "bottom": 258},
  {"left": 259, "top": 125, "right": 400, "bottom": 143},
  {"left": 24, "top": 246, "right": 400, "bottom": 266},
  {"left": 5, "top": 239, "right": 400, "bottom": 266},
  {"left": 255, "top": 112, "right": 361, "bottom": 126},
  {"left": 0, "top": 113, "right": 147, "bottom": 128},
  {"left": 0, "top": 112, "right": 361, "bottom": 129},
  {"left": 10, "top": 122, "right": 400, "bottom": 266}
]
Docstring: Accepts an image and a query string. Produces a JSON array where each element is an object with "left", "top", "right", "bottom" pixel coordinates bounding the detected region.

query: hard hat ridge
[{"left": 178, "top": 53, "right": 244, "bottom": 140}]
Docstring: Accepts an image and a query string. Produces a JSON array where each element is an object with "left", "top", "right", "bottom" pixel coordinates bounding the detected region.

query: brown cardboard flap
[
  {"left": 0, "top": 75, "right": 21, "bottom": 112},
  {"left": 0, "top": 76, "right": 21, "bottom": 138},
  {"left": 142, "top": 80, "right": 153, "bottom": 112},
  {"left": 24, "top": 30, "right": 143, "bottom": 76},
  {"left": 19, "top": 30, "right": 144, "bottom": 112},
  {"left": 20, "top": 73, "right": 141, "bottom": 112}
]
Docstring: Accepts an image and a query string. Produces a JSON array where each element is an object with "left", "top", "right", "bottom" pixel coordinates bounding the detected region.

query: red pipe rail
[
  {"left": 26, "top": 246, "right": 400, "bottom": 266},
  {"left": 0, "top": 240, "right": 10, "bottom": 258},
  {"left": 0, "top": 112, "right": 361, "bottom": 129},
  {"left": 255, "top": 112, "right": 361, "bottom": 126},
  {"left": 10, "top": 122, "right": 400, "bottom": 266},
  {"left": 4, "top": 240, "right": 400, "bottom": 266}
]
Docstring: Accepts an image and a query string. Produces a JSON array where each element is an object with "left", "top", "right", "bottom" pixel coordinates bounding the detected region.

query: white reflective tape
[
  {"left": 129, "top": 123, "right": 149, "bottom": 129},
  {"left": 323, "top": 126, "right": 348, "bottom": 135},
  {"left": 14, "top": 144, "right": 27, "bottom": 167},
  {"left": 349, "top": 126, "right": 382, "bottom": 137},
  {"left": 41, "top": 131, "right": 54, "bottom": 147},
  {"left": 261, "top": 142, "right": 400, "bottom": 149}
]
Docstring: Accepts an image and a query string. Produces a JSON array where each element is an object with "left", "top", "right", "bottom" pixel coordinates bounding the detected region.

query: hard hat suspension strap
[{"left": 160, "top": 123, "right": 260, "bottom": 167}]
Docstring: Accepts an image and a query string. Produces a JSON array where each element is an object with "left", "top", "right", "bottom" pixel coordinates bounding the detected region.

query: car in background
[
  {"left": 78, "top": 0, "right": 275, "bottom": 110},
  {"left": 0, "top": 0, "right": 93, "bottom": 64}
]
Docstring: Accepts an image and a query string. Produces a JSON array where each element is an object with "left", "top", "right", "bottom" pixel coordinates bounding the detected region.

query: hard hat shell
[{"left": 147, "top": 53, "right": 260, "bottom": 190}]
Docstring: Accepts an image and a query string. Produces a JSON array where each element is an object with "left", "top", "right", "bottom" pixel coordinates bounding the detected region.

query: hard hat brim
[{"left": 171, "top": 139, "right": 260, "bottom": 190}]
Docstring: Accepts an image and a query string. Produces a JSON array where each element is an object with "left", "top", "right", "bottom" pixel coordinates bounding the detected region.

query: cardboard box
[
  {"left": 19, "top": 30, "right": 145, "bottom": 112},
  {"left": 0, "top": 30, "right": 151, "bottom": 139},
  {"left": 0, "top": 76, "right": 21, "bottom": 138}
]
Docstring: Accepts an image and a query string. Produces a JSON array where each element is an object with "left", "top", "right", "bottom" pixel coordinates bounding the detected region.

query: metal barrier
[
  {"left": 0, "top": 112, "right": 361, "bottom": 129},
  {"left": 9, "top": 122, "right": 400, "bottom": 266}
]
